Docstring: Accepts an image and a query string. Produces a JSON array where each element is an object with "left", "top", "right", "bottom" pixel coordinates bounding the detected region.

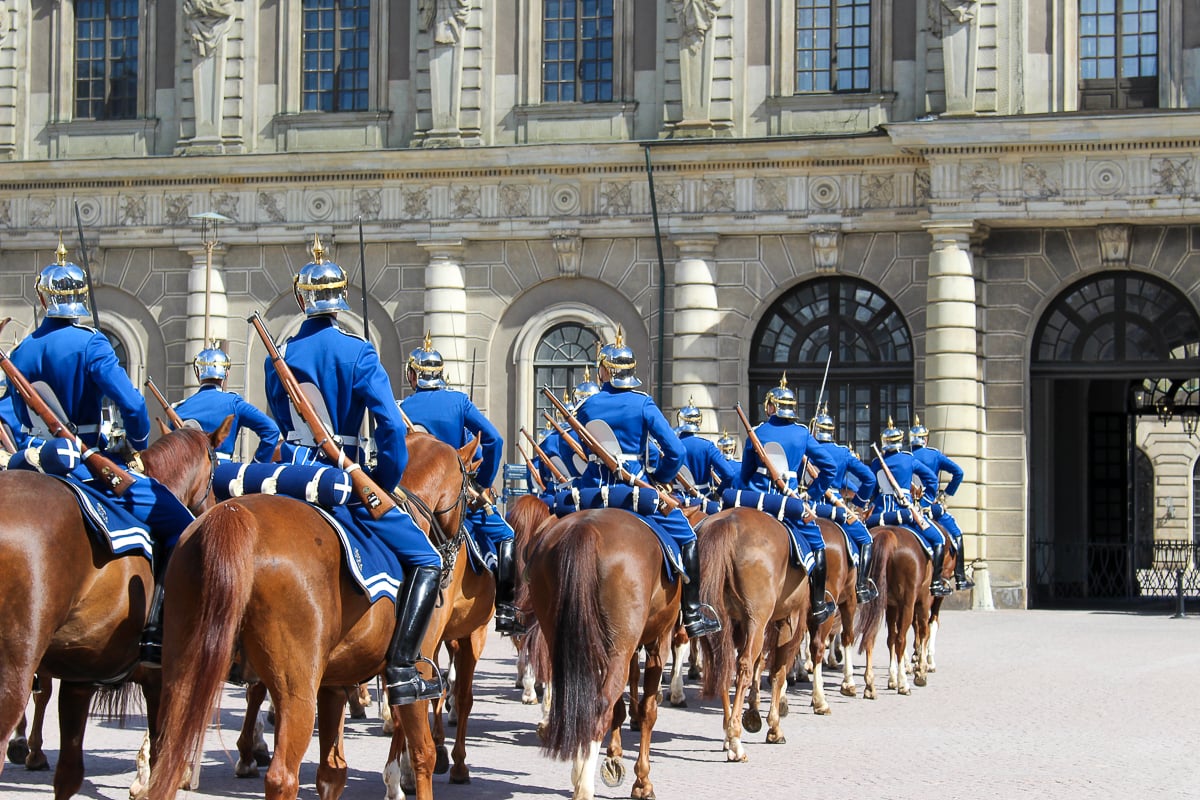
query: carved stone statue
[
  {"left": 420, "top": 0, "right": 469, "bottom": 46},
  {"left": 183, "top": 0, "right": 235, "bottom": 59},
  {"left": 672, "top": 0, "right": 723, "bottom": 53}
]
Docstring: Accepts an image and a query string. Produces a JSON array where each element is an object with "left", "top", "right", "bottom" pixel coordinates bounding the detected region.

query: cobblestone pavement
[{"left": 3, "top": 608, "right": 1199, "bottom": 800}]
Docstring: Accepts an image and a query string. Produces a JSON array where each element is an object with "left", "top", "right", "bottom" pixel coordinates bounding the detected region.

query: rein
[{"left": 393, "top": 452, "right": 472, "bottom": 587}]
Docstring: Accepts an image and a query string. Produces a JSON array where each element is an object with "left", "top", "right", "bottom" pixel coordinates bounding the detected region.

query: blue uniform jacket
[
  {"left": 0, "top": 393, "right": 20, "bottom": 449},
  {"left": 401, "top": 387, "right": 503, "bottom": 487},
  {"left": 868, "top": 450, "right": 940, "bottom": 514},
  {"left": 264, "top": 316, "right": 407, "bottom": 492},
  {"left": 173, "top": 384, "right": 282, "bottom": 462},
  {"left": 737, "top": 416, "right": 836, "bottom": 497},
  {"left": 530, "top": 428, "right": 576, "bottom": 492},
  {"left": 573, "top": 383, "right": 684, "bottom": 487},
  {"left": 9, "top": 317, "right": 150, "bottom": 450},
  {"left": 911, "top": 444, "right": 964, "bottom": 497},
  {"left": 812, "top": 441, "right": 876, "bottom": 509},
  {"left": 678, "top": 432, "right": 738, "bottom": 494}
]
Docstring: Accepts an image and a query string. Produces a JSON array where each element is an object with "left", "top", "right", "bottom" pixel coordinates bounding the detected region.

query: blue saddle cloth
[
  {"left": 310, "top": 504, "right": 409, "bottom": 603},
  {"left": 549, "top": 485, "right": 684, "bottom": 581},
  {"left": 866, "top": 513, "right": 934, "bottom": 558},
  {"left": 720, "top": 489, "right": 817, "bottom": 573}
]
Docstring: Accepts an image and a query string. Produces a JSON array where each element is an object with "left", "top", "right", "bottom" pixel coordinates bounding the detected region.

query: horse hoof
[
  {"left": 778, "top": 699, "right": 789, "bottom": 718},
  {"left": 7, "top": 740, "right": 29, "bottom": 765},
  {"left": 898, "top": 686, "right": 911, "bottom": 696},
  {"left": 687, "top": 666, "right": 700, "bottom": 680},
  {"left": 767, "top": 734, "right": 786, "bottom": 745},
  {"left": 234, "top": 761, "right": 260, "bottom": 778},
  {"left": 813, "top": 705, "right": 831, "bottom": 716},
  {"left": 670, "top": 698, "right": 687, "bottom": 708},
  {"left": 25, "top": 753, "right": 49, "bottom": 771},
  {"left": 434, "top": 745, "right": 450, "bottom": 774},
  {"left": 841, "top": 685, "right": 857, "bottom": 697},
  {"left": 914, "top": 675, "right": 927, "bottom": 687},
  {"left": 600, "top": 757, "right": 625, "bottom": 787},
  {"left": 449, "top": 770, "right": 470, "bottom": 785},
  {"left": 349, "top": 708, "right": 367, "bottom": 720},
  {"left": 928, "top": 664, "right": 937, "bottom": 673},
  {"left": 864, "top": 689, "right": 876, "bottom": 700},
  {"left": 741, "top": 709, "right": 762, "bottom": 734}
]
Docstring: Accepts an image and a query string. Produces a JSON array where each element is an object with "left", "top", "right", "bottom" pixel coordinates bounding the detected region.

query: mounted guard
[
  {"left": 674, "top": 397, "right": 737, "bottom": 501},
  {"left": 909, "top": 415, "right": 974, "bottom": 591}
]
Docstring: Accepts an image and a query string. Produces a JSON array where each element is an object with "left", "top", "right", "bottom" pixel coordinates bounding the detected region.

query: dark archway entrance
[{"left": 1030, "top": 271, "right": 1200, "bottom": 606}]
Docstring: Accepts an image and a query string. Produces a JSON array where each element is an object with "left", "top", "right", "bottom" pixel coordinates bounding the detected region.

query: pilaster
[
  {"left": 418, "top": 239, "right": 468, "bottom": 387},
  {"left": 670, "top": 234, "right": 720, "bottom": 434}
]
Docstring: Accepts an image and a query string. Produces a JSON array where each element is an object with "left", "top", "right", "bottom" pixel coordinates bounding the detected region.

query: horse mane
[{"left": 138, "top": 427, "right": 210, "bottom": 496}]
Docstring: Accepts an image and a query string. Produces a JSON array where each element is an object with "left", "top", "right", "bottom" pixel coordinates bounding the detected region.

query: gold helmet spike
[
  {"left": 56, "top": 234, "right": 69, "bottom": 266},
  {"left": 423, "top": 331, "right": 434, "bottom": 351},
  {"left": 310, "top": 233, "right": 326, "bottom": 263},
  {"left": 913, "top": 413, "right": 921, "bottom": 427}
]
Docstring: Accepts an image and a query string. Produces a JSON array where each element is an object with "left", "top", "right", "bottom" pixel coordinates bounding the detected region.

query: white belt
[
  {"left": 755, "top": 467, "right": 797, "bottom": 480},
  {"left": 24, "top": 423, "right": 99, "bottom": 435}
]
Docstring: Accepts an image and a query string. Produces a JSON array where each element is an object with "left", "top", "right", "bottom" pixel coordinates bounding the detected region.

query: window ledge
[
  {"left": 272, "top": 110, "right": 392, "bottom": 152},
  {"left": 46, "top": 118, "right": 160, "bottom": 159},
  {"left": 765, "top": 92, "right": 896, "bottom": 134},
  {"left": 514, "top": 101, "right": 639, "bottom": 143}
]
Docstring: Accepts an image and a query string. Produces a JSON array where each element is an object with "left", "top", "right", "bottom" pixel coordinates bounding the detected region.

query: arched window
[
  {"left": 533, "top": 322, "right": 600, "bottom": 428},
  {"left": 749, "top": 276, "right": 912, "bottom": 450}
]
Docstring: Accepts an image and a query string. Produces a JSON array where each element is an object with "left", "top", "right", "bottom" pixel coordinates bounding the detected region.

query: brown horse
[
  {"left": 804, "top": 521, "right": 860, "bottom": 714},
  {"left": 5, "top": 677, "right": 52, "bottom": 771},
  {"left": 856, "top": 524, "right": 934, "bottom": 698},
  {"left": 526, "top": 508, "right": 682, "bottom": 800},
  {"left": 506, "top": 494, "right": 553, "bottom": 710},
  {"left": 0, "top": 424, "right": 225, "bottom": 799},
  {"left": 147, "top": 432, "right": 472, "bottom": 800},
  {"left": 695, "top": 507, "right": 809, "bottom": 762},
  {"left": 920, "top": 520, "right": 957, "bottom": 675}
]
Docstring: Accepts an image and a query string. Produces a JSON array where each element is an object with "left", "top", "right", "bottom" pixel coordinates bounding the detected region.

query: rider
[
  {"left": 909, "top": 416, "right": 975, "bottom": 592},
  {"left": 716, "top": 430, "right": 739, "bottom": 460},
  {"left": 8, "top": 242, "right": 193, "bottom": 666},
  {"left": 264, "top": 236, "right": 443, "bottom": 705},
  {"left": 399, "top": 333, "right": 525, "bottom": 636},
  {"left": 807, "top": 406, "right": 879, "bottom": 602},
  {"left": 572, "top": 329, "right": 721, "bottom": 639},
  {"left": 736, "top": 375, "right": 839, "bottom": 623},
  {"left": 865, "top": 418, "right": 952, "bottom": 597},
  {"left": 674, "top": 397, "right": 737, "bottom": 501},
  {"left": 172, "top": 344, "right": 282, "bottom": 463}
]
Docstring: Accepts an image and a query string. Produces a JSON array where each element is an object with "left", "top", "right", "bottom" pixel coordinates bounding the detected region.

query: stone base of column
[{"left": 970, "top": 560, "right": 994, "bottom": 610}]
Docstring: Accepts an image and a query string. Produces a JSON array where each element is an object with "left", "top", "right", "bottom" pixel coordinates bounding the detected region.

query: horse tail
[
  {"left": 543, "top": 520, "right": 607, "bottom": 761},
  {"left": 697, "top": 515, "right": 739, "bottom": 700},
  {"left": 857, "top": 528, "right": 893, "bottom": 656},
  {"left": 149, "top": 501, "right": 257, "bottom": 800}
]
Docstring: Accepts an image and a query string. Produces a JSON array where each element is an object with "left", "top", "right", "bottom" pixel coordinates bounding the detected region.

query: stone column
[
  {"left": 670, "top": 235, "right": 720, "bottom": 434},
  {"left": 183, "top": 243, "right": 228, "bottom": 390},
  {"left": 418, "top": 240, "right": 468, "bottom": 389},
  {"left": 923, "top": 221, "right": 991, "bottom": 609}
]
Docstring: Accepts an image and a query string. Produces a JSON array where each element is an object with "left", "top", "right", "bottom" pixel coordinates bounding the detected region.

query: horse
[
  {"left": 506, "top": 493, "right": 553, "bottom": 710},
  {"left": 526, "top": 507, "right": 683, "bottom": 800},
  {"left": 0, "top": 423, "right": 226, "bottom": 798},
  {"left": 695, "top": 507, "right": 808, "bottom": 762},
  {"left": 920, "top": 520, "right": 957, "bottom": 675},
  {"left": 856, "top": 524, "right": 934, "bottom": 699},
  {"left": 147, "top": 431, "right": 473, "bottom": 800},
  {"left": 5, "top": 677, "right": 52, "bottom": 771},
  {"left": 804, "top": 521, "right": 860, "bottom": 714}
]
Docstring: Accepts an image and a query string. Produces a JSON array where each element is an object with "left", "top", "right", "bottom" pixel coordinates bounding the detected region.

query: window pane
[{"left": 302, "top": 0, "right": 370, "bottom": 112}]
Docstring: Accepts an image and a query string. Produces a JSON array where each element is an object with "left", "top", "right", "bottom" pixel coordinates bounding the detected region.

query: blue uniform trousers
[
  {"left": 351, "top": 503, "right": 442, "bottom": 569},
  {"left": 466, "top": 504, "right": 515, "bottom": 569},
  {"left": 811, "top": 502, "right": 872, "bottom": 554},
  {"left": 924, "top": 502, "right": 963, "bottom": 549},
  {"left": 656, "top": 506, "right": 698, "bottom": 547}
]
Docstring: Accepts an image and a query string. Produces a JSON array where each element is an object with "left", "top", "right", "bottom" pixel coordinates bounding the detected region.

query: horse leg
[
  {"left": 894, "top": 600, "right": 914, "bottom": 696},
  {"left": 839, "top": 618, "right": 857, "bottom": 697},
  {"left": 668, "top": 634, "right": 687, "bottom": 708},
  {"left": 50, "top": 681, "right": 95, "bottom": 800},
  {"left": 727, "top": 620, "right": 766, "bottom": 761},
  {"left": 6, "top": 711, "right": 28, "bottom": 767},
  {"left": 430, "top": 694, "right": 449, "bottom": 776},
  {"left": 237, "top": 681, "right": 272, "bottom": 777},
  {"left": 810, "top": 619, "right": 832, "bottom": 715},
  {"left": 391, "top": 700, "right": 437, "bottom": 800},
  {"left": 569, "top": 740, "right": 602, "bottom": 800},
  {"left": 912, "top": 601, "right": 931, "bottom": 688},
  {"left": 687, "top": 636, "right": 701, "bottom": 680},
  {"left": 263, "top": 691, "right": 317, "bottom": 800},
  {"left": 25, "top": 678, "right": 52, "bottom": 771},
  {"left": 448, "top": 626, "right": 486, "bottom": 785},
  {"left": 314, "top": 687, "right": 349, "bottom": 800},
  {"left": 928, "top": 614, "right": 940, "bottom": 673},
  {"left": 765, "top": 627, "right": 803, "bottom": 745},
  {"left": 885, "top": 602, "right": 900, "bottom": 690},
  {"left": 626, "top": 651, "right": 642, "bottom": 731},
  {"left": 862, "top": 623, "right": 877, "bottom": 701},
  {"left": 630, "top": 642, "right": 664, "bottom": 800}
]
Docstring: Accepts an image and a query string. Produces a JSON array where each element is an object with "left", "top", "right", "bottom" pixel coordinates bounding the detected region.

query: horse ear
[
  {"left": 155, "top": 417, "right": 171, "bottom": 436},
  {"left": 458, "top": 432, "right": 480, "bottom": 466},
  {"left": 212, "top": 414, "right": 235, "bottom": 447}
]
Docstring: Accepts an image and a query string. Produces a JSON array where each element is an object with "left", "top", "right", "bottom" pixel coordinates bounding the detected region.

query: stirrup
[
  {"left": 930, "top": 580, "right": 953, "bottom": 598},
  {"left": 494, "top": 604, "right": 528, "bottom": 636},
  {"left": 683, "top": 603, "right": 722, "bottom": 638},
  {"left": 138, "top": 631, "right": 163, "bottom": 668},
  {"left": 955, "top": 576, "right": 975, "bottom": 591},
  {"left": 385, "top": 655, "right": 445, "bottom": 706},
  {"left": 856, "top": 578, "right": 879, "bottom": 603},
  {"left": 809, "top": 599, "right": 836, "bottom": 624}
]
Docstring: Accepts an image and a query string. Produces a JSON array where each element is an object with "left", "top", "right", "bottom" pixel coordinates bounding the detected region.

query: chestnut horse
[
  {"left": 0, "top": 424, "right": 225, "bottom": 798},
  {"left": 920, "top": 520, "right": 957, "bottom": 675},
  {"left": 804, "top": 521, "right": 860, "bottom": 715},
  {"left": 696, "top": 507, "right": 810, "bottom": 762},
  {"left": 526, "top": 508, "right": 682, "bottom": 800},
  {"left": 147, "top": 432, "right": 473, "bottom": 800},
  {"left": 856, "top": 524, "right": 934, "bottom": 698}
]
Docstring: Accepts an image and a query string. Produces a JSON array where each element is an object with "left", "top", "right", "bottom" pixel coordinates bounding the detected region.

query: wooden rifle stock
[
  {"left": 734, "top": 402, "right": 799, "bottom": 499},
  {"left": 144, "top": 376, "right": 187, "bottom": 430},
  {"left": 249, "top": 311, "right": 395, "bottom": 520},
  {"left": 541, "top": 387, "right": 678, "bottom": 512},
  {"left": 870, "top": 443, "right": 929, "bottom": 530},
  {"left": 0, "top": 318, "right": 134, "bottom": 494},
  {"left": 520, "top": 426, "right": 568, "bottom": 485},
  {"left": 543, "top": 412, "right": 588, "bottom": 462},
  {"left": 516, "top": 441, "right": 547, "bottom": 493}
]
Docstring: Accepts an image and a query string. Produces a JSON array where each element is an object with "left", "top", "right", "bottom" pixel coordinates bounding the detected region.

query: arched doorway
[
  {"left": 1029, "top": 271, "right": 1200, "bottom": 606},
  {"left": 749, "top": 277, "right": 913, "bottom": 452}
]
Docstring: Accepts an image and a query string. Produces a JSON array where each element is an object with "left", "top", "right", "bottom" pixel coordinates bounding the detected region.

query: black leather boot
[
  {"left": 138, "top": 547, "right": 171, "bottom": 667},
  {"left": 493, "top": 539, "right": 526, "bottom": 635},
  {"left": 808, "top": 548, "right": 836, "bottom": 623},
  {"left": 679, "top": 540, "right": 721, "bottom": 638},
  {"left": 384, "top": 566, "right": 445, "bottom": 706},
  {"left": 954, "top": 542, "right": 975, "bottom": 591},
  {"left": 930, "top": 542, "right": 953, "bottom": 597},
  {"left": 855, "top": 541, "right": 879, "bottom": 603}
]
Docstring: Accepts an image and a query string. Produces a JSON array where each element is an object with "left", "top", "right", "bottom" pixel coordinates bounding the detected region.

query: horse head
[{"left": 137, "top": 414, "right": 232, "bottom": 515}]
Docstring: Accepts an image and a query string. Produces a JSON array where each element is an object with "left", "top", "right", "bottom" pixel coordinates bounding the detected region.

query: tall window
[
  {"left": 750, "top": 277, "right": 912, "bottom": 452},
  {"left": 1078, "top": 0, "right": 1158, "bottom": 109},
  {"left": 795, "top": 0, "right": 871, "bottom": 93},
  {"left": 533, "top": 323, "right": 600, "bottom": 427},
  {"left": 302, "top": 0, "right": 370, "bottom": 112},
  {"left": 75, "top": 0, "right": 139, "bottom": 120},
  {"left": 542, "top": 0, "right": 614, "bottom": 102}
]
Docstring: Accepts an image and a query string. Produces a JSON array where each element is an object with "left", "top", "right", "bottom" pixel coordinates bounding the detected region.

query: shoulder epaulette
[{"left": 332, "top": 322, "right": 368, "bottom": 343}]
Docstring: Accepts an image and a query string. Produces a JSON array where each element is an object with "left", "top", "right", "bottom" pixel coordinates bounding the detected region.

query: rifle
[
  {"left": 249, "top": 311, "right": 396, "bottom": 520},
  {"left": 516, "top": 441, "right": 547, "bottom": 494},
  {"left": 543, "top": 411, "right": 588, "bottom": 462},
  {"left": 735, "top": 402, "right": 800, "bottom": 499},
  {"left": 520, "top": 426, "right": 569, "bottom": 485},
  {"left": 0, "top": 318, "right": 134, "bottom": 494},
  {"left": 144, "top": 376, "right": 187, "bottom": 430},
  {"left": 871, "top": 443, "right": 929, "bottom": 530},
  {"left": 541, "top": 387, "right": 679, "bottom": 512}
]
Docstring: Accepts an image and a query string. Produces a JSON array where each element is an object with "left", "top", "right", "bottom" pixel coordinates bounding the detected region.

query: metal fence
[{"left": 1136, "top": 539, "right": 1200, "bottom": 598}]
